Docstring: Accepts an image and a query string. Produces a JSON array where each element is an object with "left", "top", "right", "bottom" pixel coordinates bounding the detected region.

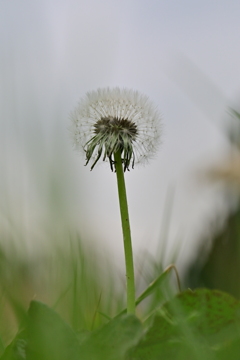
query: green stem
[{"left": 114, "top": 151, "right": 135, "bottom": 314}]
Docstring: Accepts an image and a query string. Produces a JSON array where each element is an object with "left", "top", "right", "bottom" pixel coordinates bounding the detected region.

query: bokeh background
[{"left": 1, "top": 0, "right": 240, "bottom": 343}]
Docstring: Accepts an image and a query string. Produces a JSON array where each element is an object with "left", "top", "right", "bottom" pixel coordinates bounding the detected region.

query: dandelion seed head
[{"left": 70, "top": 87, "right": 162, "bottom": 171}]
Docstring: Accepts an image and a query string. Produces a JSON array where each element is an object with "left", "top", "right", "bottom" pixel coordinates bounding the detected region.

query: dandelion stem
[{"left": 114, "top": 150, "right": 135, "bottom": 314}]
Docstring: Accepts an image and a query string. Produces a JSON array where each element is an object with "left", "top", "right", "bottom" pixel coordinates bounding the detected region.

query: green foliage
[
  {"left": 2, "top": 289, "right": 240, "bottom": 359},
  {"left": 130, "top": 289, "right": 240, "bottom": 360},
  {"left": 26, "top": 301, "right": 80, "bottom": 360},
  {"left": 1, "top": 301, "right": 142, "bottom": 360},
  {"left": 79, "top": 312, "right": 142, "bottom": 360},
  {"left": 186, "top": 203, "right": 240, "bottom": 298}
]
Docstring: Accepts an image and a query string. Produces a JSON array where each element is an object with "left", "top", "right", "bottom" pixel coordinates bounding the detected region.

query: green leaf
[
  {"left": 131, "top": 289, "right": 240, "bottom": 360},
  {"left": 79, "top": 314, "right": 143, "bottom": 360},
  {"left": 26, "top": 300, "right": 81, "bottom": 360},
  {"left": 25, "top": 301, "right": 143, "bottom": 360}
]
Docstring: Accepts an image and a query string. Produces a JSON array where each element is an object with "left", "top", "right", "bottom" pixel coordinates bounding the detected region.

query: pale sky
[{"left": 1, "top": 0, "right": 240, "bottom": 272}]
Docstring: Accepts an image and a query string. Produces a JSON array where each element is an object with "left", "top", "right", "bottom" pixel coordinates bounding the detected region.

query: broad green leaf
[
  {"left": 79, "top": 314, "right": 143, "bottom": 360},
  {"left": 130, "top": 289, "right": 240, "bottom": 360},
  {"left": 26, "top": 300, "right": 81, "bottom": 360}
]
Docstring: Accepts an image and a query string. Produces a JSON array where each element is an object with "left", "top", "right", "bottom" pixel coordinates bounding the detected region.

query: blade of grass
[{"left": 116, "top": 264, "right": 181, "bottom": 317}]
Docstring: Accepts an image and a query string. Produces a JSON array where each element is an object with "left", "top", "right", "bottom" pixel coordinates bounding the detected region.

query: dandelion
[
  {"left": 70, "top": 87, "right": 162, "bottom": 314},
  {"left": 70, "top": 87, "right": 161, "bottom": 171}
]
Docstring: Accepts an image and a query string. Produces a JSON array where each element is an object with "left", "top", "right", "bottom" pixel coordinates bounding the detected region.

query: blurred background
[{"left": 1, "top": 0, "right": 240, "bottom": 344}]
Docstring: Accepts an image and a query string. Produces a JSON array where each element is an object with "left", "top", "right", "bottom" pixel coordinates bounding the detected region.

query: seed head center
[{"left": 94, "top": 117, "right": 138, "bottom": 140}]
